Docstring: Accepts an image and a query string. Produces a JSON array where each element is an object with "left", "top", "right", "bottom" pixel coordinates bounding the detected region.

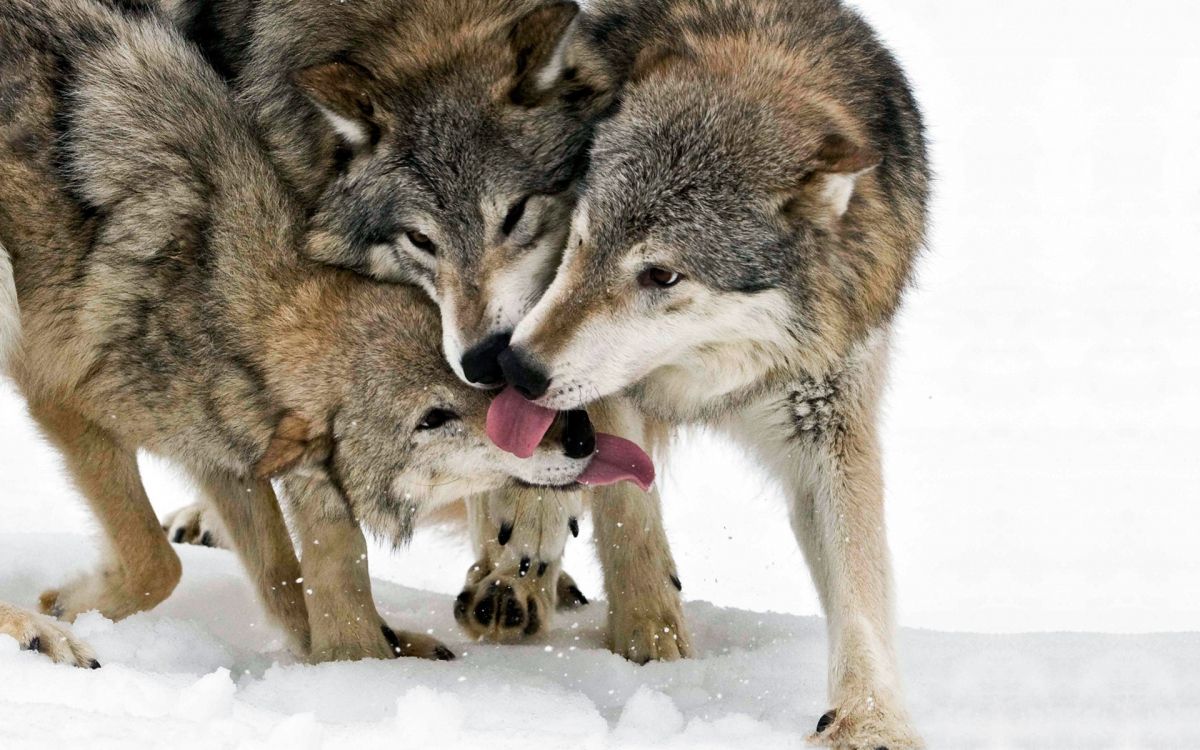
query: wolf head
[
  {"left": 502, "top": 24, "right": 926, "bottom": 416},
  {"left": 240, "top": 0, "right": 598, "bottom": 387},
  {"left": 258, "top": 282, "right": 598, "bottom": 543}
]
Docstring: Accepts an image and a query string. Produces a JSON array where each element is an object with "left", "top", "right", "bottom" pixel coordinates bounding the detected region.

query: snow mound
[{"left": 1, "top": 533, "right": 1197, "bottom": 749}]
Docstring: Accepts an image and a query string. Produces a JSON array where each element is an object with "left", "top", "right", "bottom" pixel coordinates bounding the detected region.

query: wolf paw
[
  {"left": 162, "top": 503, "right": 226, "bottom": 548},
  {"left": 40, "top": 572, "right": 135, "bottom": 623},
  {"left": 808, "top": 698, "right": 923, "bottom": 750},
  {"left": 381, "top": 626, "right": 455, "bottom": 661},
  {"left": 609, "top": 594, "right": 690, "bottom": 664},
  {"left": 454, "top": 566, "right": 557, "bottom": 643},
  {"left": 309, "top": 621, "right": 454, "bottom": 663},
  {"left": 0, "top": 602, "right": 100, "bottom": 668},
  {"left": 41, "top": 554, "right": 179, "bottom": 623}
]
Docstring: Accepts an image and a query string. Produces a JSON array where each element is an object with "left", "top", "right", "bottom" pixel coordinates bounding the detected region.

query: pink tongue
[
  {"left": 486, "top": 387, "right": 656, "bottom": 491},
  {"left": 576, "top": 433, "right": 656, "bottom": 491},
  {"left": 487, "top": 387, "right": 556, "bottom": 460}
]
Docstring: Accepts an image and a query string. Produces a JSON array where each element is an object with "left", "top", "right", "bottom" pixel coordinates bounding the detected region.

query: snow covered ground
[
  {"left": 2, "top": 535, "right": 1199, "bottom": 750},
  {"left": 2, "top": 0, "right": 1199, "bottom": 747}
]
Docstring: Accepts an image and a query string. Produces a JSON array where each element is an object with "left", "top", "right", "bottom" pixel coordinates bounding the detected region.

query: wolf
[
  {"left": 137, "top": 0, "right": 686, "bottom": 655},
  {"left": 0, "top": 0, "right": 607, "bottom": 666},
  {"left": 483, "top": 0, "right": 932, "bottom": 746}
]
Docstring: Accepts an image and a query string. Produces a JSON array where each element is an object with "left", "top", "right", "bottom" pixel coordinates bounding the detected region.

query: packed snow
[{"left": 2, "top": 0, "right": 1199, "bottom": 747}]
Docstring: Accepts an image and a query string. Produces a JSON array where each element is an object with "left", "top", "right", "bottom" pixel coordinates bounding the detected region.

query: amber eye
[
  {"left": 638, "top": 267, "right": 684, "bottom": 289},
  {"left": 406, "top": 230, "right": 436, "bottom": 255},
  {"left": 417, "top": 408, "right": 458, "bottom": 430}
]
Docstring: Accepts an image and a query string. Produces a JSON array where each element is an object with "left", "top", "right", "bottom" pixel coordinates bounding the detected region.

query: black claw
[
  {"left": 568, "top": 517, "right": 579, "bottom": 537},
  {"left": 200, "top": 531, "right": 214, "bottom": 547},
  {"left": 498, "top": 522, "right": 513, "bottom": 546},
  {"left": 381, "top": 625, "right": 403, "bottom": 656},
  {"left": 536, "top": 561, "right": 549, "bottom": 577},
  {"left": 567, "top": 585, "right": 589, "bottom": 607},
  {"left": 88, "top": 659, "right": 101, "bottom": 670},
  {"left": 172, "top": 528, "right": 185, "bottom": 544},
  {"left": 816, "top": 710, "right": 836, "bottom": 734},
  {"left": 434, "top": 645, "right": 456, "bottom": 661},
  {"left": 26, "top": 636, "right": 42, "bottom": 653},
  {"left": 518, "top": 556, "right": 531, "bottom": 577},
  {"left": 669, "top": 573, "right": 682, "bottom": 591}
]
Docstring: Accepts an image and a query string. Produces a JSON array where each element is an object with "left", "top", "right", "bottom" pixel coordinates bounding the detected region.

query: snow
[
  {"left": 2, "top": 0, "right": 1199, "bottom": 747},
  {"left": 1, "top": 535, "right": 1199, "bottom": 749}
]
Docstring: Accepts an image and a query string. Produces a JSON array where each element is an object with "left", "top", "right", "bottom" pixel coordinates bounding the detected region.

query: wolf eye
[
  {"left": 502, "top": 196, "right": 530, "bottom": 236},
  {"left": 638, "top": 267, "right": 684, "bottom": 289},
  {"left": 406, "top": 230, "right": 436, "bottom": 255},
  {"left": 417, "top": 408, "right": 458, "bottom": 430}
]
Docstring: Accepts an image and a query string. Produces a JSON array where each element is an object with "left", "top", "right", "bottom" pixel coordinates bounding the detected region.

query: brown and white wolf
[
  {"left": 142, "top": 0, "right": 683, "bottom": 655},
  {"left": 0, "top": 0, "right": 607, "bottom": 666},
  {"left": 483, "top": 0, "right": 932, "bottom": 746}
]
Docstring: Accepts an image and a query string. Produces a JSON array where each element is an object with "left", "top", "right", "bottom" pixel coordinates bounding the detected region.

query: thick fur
[
  {"left": 153, "top": 0, "right": 677, "bottom": 649},
  {"left": 175, "top": 0, "right": 594, "bottom": 363},
  {"left": 0, "top": 0, "right": 591, "bottom": 665},
  {"left": 505, "top": 0, "right": 929, "bottom": 746}
]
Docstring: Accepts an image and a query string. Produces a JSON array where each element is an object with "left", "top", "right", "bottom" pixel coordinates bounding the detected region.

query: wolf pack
[{"left": 0, "top": 0, "right": 929, "bottom": 746}]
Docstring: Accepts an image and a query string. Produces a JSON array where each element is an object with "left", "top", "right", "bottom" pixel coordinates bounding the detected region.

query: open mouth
[{"left": 487, "top": 387, "right": 656, "bottom": 491}]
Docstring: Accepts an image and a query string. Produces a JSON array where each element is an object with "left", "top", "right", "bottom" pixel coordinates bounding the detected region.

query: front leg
[
  {"left": 739, "top": 339, "right": 921, "bottom": 749},
  {"left": 280, "top": 475, "right": 453, "bottom": 662},
  {"left": 590, "top": 399, "right": 689, "bottom": 663}
]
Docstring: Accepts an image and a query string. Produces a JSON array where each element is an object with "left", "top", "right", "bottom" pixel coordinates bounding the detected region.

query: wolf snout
[
  {"left": 460, "top": 331, "right": 511, "bottom": 387},
  {"left": 498, "top": 347, "right": 551, "bottom": 399}
]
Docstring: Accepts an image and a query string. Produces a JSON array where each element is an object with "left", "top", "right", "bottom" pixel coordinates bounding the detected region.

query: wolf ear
[
  {"left": 794, "top": 133, "right": 881, "bottom": 220},
  {"left": 254, "top": 413, "right": 332, "bottom": 480},
  {"left": 628, "top": 43, "right": 688, "bottom": 84},
  {"left": 293, "top": 60, "right": 382, "bottom": 147},
  {"left": 508, "top": 1, "right": 580, "bottom": 105}
]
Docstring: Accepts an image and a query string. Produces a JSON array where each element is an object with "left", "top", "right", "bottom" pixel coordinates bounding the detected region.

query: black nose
[
  {"left": 461, "top": 332, "right": 511, "bottom": 386},
  {"left": 498, "top": 348, "right": 551, "bottom": 400},
  {"left": 563, "top": 410, "right": 595, "bottom": 459}
]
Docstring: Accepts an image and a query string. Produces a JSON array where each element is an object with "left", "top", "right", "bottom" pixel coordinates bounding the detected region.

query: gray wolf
[
  {"left": 493, "top": 0, "right": 931, "bottom": 746},
  {"left": 146, "top": 0, "right": 683, "bottom": 653},
  {"left": 0, "top": 0, "right": 600, "bottom": 665}
]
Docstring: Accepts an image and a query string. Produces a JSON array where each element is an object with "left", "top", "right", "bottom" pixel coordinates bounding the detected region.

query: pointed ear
[
  {"left": 293, "top": 60, "right": 382, "bottom": 147},
  {"left": 254, "top": 413, "right": 332, "bottom": 480},
  {"left": 808, "top": 133, "right": 881, "bottom": 218},
  {"left": 813, "top": 133, "right": 881, "bottom": 175},
  {"left": 508, "top": 1, "right": 580, "bottom": 105}
]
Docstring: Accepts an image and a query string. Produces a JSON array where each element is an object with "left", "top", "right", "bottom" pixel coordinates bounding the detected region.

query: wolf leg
[
  {"left": 589, "top": 400, "right": 689, "bottom": 663},
  {"left": 742, "top": 341, "right": 921, "bottom": 749},
  {"left": 455, "top": 488, "right": 583, "bottom": 642},
  {"left": 280, "top": 474, "right": 453, "bottom": 662},
  {"left": 189, "top": 470, "right": 309, "bottom": 654},
  {"left": 0, "top": 601, "right": 98, "bottom": 668},
  {"left": 30, "top": 401, "right": 182, "bottom": 622}
]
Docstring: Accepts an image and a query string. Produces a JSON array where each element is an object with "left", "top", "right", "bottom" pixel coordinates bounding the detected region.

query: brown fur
[{"left": 0, "top": 0, "right": 588, "bottom": 663}]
